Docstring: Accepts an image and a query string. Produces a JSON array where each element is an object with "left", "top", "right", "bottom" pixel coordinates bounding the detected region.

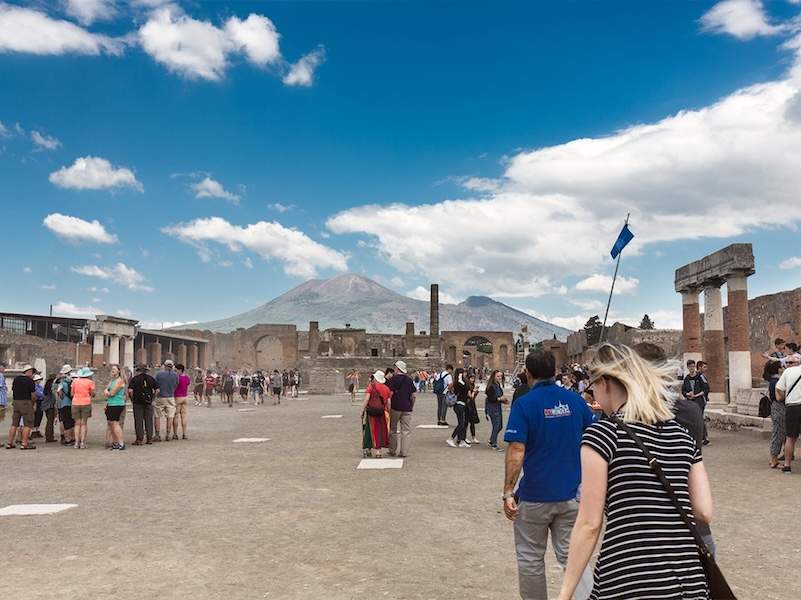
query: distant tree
[
  {"left": 584, "top": 315, "right": 603, "bottom": 345},
  {"left": 639, "top": 314, "right": 655, "bottom": 330}
]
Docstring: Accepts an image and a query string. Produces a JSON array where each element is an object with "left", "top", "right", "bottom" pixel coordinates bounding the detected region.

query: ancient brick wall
[
  {"left": 0, "top": 330, "right": 89, "bottom": 375},
  {"left": 176, "top": 324, "right": 299, "bottom": 372},
  {"left": 298, "top": 356, "right": 438, "bottom": 394}
]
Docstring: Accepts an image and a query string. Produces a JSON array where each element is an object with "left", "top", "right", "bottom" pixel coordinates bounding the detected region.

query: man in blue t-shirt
[{"left": 502, "top": 350, "right": 595, "bottom": 600}]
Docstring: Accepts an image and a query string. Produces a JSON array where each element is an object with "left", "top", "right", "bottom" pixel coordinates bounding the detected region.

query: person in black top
[
  {"left": 127, "top": 365, "right": 158, "bottom": 445},
  {"left": 485, "top": 369, "right": 507, "bottom": 450},
  {"left": 448, "top": 368, "right": 470, "bottom": 447},
  {"left": 512, "top": 370, "right": 530, "bottom": 406},
  {"left": 6, "top": 365, "right": 37, "bottom": 449}
]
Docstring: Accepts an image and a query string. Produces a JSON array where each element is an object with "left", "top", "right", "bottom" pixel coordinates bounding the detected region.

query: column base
[{"left": 707, "top": 392, "right": 726, "bottom": 407}]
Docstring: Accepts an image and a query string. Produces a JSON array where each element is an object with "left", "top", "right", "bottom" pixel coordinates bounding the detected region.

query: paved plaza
[{"left": 1, "top": 392, "right": 797, "bottom": 599}]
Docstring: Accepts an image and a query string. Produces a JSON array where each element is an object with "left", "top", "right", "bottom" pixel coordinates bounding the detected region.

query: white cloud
[
  {"left": 700, "top": 0, "right": 783, "bottom": 40},
  {"left": 23, "top": 266, "right": 31, "bottom": 273},
  {"left": 115, "top": 308, "right": 133, "bottom": 318},
  {"left": 30, "top": 130, "right": 61, "bottom": 150},
  {"left": 283, "top": 46, "right": 325, "bottom": 87},
  {"left": 575, "top": 274, "right": 639, "bottom": 295},
  {"left": 49, "top": 156, "right": 142, "bottom": 191},
  {"left": 40, "top": 284, "right": 56, "bottom": 290},
  {"left": 0, "top": 120, "right": 9, "bottom": 137},
  {"left": 243, "top": 257, "right": 254, "bottom": 269},
  {"left": 139, "top": 319, "right": 198, "bottom": 330},
  {"left": 64, "top": 0, "right": 116, "bottom": 26},
  {"left": 329, "top": 40, "right": 801, "bottom": 297},
  {"left": 43, "top": 213, "right": 117, "bottom": 244},
  {"left": 88, "top": 286, "right": 110, "bottom": 293},
  {"left": 52, "top": 301, "right": 102, "bottom": 318},
  {"left": 406, "top": 286, "right": 462, "bottom": 305},
  {"left": 71, "top": 262, "right": 154, "bottom": 292},
  {"left": 267, "top": 202, "right": 295, "bottom": 212},
  {"left": 138, "top": 7, "right": 282, "bottom": 81},
  {"left": 162, "top": 216, "right": 348, "bottom": 278},
  {"left": 0, "top": 3, "right": 123, "bottom": 55},
  {"left": 570, "top": 298, "right": 605, "bottom": 311},
  {"left": 458, "top": 176, "right": 502, "bottom": 193},
  {"left": 191, "top": 176, "right": 240, "bottom": 203},
  {"left": 780, "top": 256, "right": 801, "bottom": 269}
]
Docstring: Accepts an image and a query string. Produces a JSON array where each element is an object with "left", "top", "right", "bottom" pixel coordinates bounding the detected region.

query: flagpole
[{"left": 600, "top": 213, "right": 630, "bottom": 343}]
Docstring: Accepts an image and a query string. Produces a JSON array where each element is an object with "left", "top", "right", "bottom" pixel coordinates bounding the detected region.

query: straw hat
[
  {"left": 59, "top": 364, "right": 72, "bottom": 375},
  {"left": 19, "top": 364, "right": 35, "bottom": 373},
  {"left": 373, "top": 370, "right": 386, "bottom": 384},
  {"left": 394, "top": 360, "right": 408, "bottom": 374}
]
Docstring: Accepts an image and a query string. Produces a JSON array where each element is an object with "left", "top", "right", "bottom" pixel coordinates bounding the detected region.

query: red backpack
[{"left": 365, "top": 385, "right": 385, "bottom": 416}]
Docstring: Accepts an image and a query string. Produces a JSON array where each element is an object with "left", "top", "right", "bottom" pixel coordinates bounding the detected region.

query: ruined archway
[{"left": 255, "top": 335, "right": 284, "bottom": 372}]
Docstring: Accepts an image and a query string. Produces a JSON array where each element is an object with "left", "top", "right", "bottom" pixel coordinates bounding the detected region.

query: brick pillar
[
  {"left": 703, "top": 283, "right": 726, "bottom": 405},
  {"left": 726, "top": 274, "right": 752, "bottom": 400},
  {"left": 92, "top": 333, "right": 105, "bottom": 367},
  {"left": 177, "top": 343, "right": 187, "bottom": 367},
  {"left": 405, "top": 322, "right": 415, "bottom": 356},
  {"left": 198, "top": 343, "right": 207, "bottom": 369},
  {"left": 188, "top": 344, "right": 198, "bottom": 369},
  {"left": 147, "top": 342, "right": 162, "bottom": 367},
  {"left": 135, "top": 347, "right": 147, "bottom": 367},
  {"left": 680, "top": 289, "right": 703, "bottom": 365},
  {"left": 429, "top": 284, "right": 441, "bottom": 357},
  {"left": 309, "top": 321, "right": 320, "bottom": 358}
]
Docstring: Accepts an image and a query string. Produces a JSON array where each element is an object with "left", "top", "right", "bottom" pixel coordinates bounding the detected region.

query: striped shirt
[{"left": 582, "top": 419, "right": 709, "bottom": 599}]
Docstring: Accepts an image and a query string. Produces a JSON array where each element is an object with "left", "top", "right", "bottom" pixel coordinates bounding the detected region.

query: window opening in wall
[{"left": 371, "top": 348, "right": 379, "bottom": 357}]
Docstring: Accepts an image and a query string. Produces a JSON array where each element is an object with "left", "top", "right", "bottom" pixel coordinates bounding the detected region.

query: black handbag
[
  {"left": 758, "top": 395, "right": 771, "bottom": 418},
  {"left": 611, "top": 416, "right": 737, "bottom": 599}
]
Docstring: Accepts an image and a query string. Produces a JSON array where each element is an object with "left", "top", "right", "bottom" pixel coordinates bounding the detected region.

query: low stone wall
[{"left": 298, "top": 356, "right": 440, "bottom": 394}]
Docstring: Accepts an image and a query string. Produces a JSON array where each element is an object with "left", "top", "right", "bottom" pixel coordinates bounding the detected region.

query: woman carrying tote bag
[{"left": 558, "top": 344, "right": 735, "bottom": 600}]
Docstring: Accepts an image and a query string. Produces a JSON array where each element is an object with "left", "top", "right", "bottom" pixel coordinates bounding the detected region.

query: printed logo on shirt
[{"left": 543, "top": 402, "right": 572, "bottom": 419}]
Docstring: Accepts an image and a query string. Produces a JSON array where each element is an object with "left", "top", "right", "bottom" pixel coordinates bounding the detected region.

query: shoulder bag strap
[
  {"left": 610, "top": 415, "right": 713, "bottom": 559},
  {"left": 784, "top": 372, "right": 801, "bottom": 399}
]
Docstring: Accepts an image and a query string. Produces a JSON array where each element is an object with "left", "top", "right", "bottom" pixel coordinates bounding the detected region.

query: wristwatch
[{"left": 502, "top": 491, "right": 515, "bottom": 501}]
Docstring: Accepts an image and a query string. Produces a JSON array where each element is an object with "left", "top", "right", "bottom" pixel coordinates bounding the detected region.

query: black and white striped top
[{"left": 582, "top": 418, "right": 709, "bottom": 600}]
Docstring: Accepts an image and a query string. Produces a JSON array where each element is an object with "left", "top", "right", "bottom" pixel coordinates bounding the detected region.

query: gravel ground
[{"left": 0, "top": 392, "right": 796, "bottom": 599}]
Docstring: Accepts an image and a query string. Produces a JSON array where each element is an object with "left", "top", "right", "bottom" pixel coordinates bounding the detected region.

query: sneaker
[
  {"left": 782, "top": 466, "right": 792, "bottom": 473},
  {"left": 153, "top": 434, "right": 162, "bottom": 442},
  {"left": 80, "top": 442, "right": 87, "bottom": 449},
  {"left": 471, "top": 437, "right": 479, "bottom": 444},
  {"left": 458, "top": 441, "right": 470, "bottom": 448},
  {"left": 495, "top": 445, "right": 505, "bottom": 452},
  {"left": 702, "top": 439, "right": 710, "bottom": 446},
  {"left": 116, "top": 444, "right": 126, "bottom": 451},
  {"left": 74, "top": 442, "right": 80, "bottom": 449},
  {"left": 31, "top": 431, "right": 43, "bottom": 439},
  {"left": 145, "top": 439, "right": 153, "bottom": 445},
  {"left": 172, "top": 433, "right": 179, "bottom": 441},
  {"left": 446, "top": 438, "right": 457, "bottom": 448},
  {"left": 163, "top": 437, "right": 170, "bottom": 442},
  {"left": 109, "top": 443, "right": 120, "bottom": 450}
]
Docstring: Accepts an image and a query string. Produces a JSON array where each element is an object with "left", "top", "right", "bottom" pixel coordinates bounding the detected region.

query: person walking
[
  {"left": 70, "top": 367, "right": 95, "bottom": 449},
  {"left": 250, "top": 371, "right": 265, "bottom": 405},
  {"left": 511, "top": 370, "right": 530, "bottom": 406},
  {"left": 388, "top": 360, "right": 416, "bottom": 458},
  {"left": 271, "top": 370, "right": 282, "bottom": 405},
  {"left": 347, "top": 370, "right": 359, "bottom": 403},
  {"left": 764, "top": 360, "right": 786, "bottom": 469},
  {"left": 434, "top": 365, "right": 453, "bottom": 426},
  {"left": 465, "top": 373, "right": 481, "bottom": 444},
  {"left": 361, "top": 370, "right": 392, "bottom": 458},
  {"left": 222, "top": 370, "right": 235, "bottom": 407},
  {"left": 173, "top": 363, "right": 191, "bottom": 439},
  {"left": 503, "top": 351, "right": 595, "bottom": 600},
  {"left": 55, "top": 365, "right": 75, "bottom": 446},
  {"left": 104, "top": 364, "right": 127, "bottom": 451},
  {"left": 447, "top": 368, "right": 470, "bottom": 448},
  {"left": 203, "top": 369, "right": 216, "bottom": 407},
  {"left": 485, "top": 369, "right": 507, "bottom": 451},
  {"left": 128, "top": 365, "right": 158, "bottom": 445},
  {"left": 290, "top": 370, "right": 300, "bottom": 398},
  {"left": 153, "top": 360, "right": 178, "bottom": 442},
  {"left": 557, "top": 344, "right": 714, "bottom": 600},
  {"left": 193, "top": 368, "right": 204, "bottom": 406},
  {"left": 776, "top": 358, "right": 801, "bottom": 473},
  {"left": 6, "top": 365, "right": 37, "bottom": 450}
]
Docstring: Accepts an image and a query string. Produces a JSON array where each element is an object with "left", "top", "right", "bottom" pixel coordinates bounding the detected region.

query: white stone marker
[
  {"left": 238, "top": 408, "right": 256, "bottom": 412},
  {"left": 357, "top": 458, "right": 404, "bottom": 470},
  {"left": 417, "top": 424, "right": 448, "bottom": 429},
  {"left": 321, "top": 415, "right": 343, "bottom": 419},
  {"left": 0, "top": 504, "right": 78, "bottom": 516},
  {"left": 233, "top": 438, "right": 270, "bottom": 443}
]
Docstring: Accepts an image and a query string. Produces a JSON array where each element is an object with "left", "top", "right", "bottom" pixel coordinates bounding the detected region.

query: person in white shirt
[
  {"left": 775, "top": 362, "right": 801, "bottom": 473},
  {"left": 436, "top": 365, "right": 453, "bottom": 426}
]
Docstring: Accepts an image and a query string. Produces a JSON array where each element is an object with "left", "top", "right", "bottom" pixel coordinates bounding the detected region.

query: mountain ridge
[{"left": 187, "top": 273, "right": 572, "bottom": 341}]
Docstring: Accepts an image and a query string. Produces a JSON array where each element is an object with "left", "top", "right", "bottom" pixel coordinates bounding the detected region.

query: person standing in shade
[
  {"left": 104, "top": 364, "right": 127, "bottom": 451},
  {"left": 6, "top": 365, "right": 37, "bottom": 450},
  {"left": 485, "top": 369, "right": 507, "bottom": 451},
  {"left": 503, "top": 351, "right": 595, "bottom": 599},
  {"left": 70, "top": 367, "right": 95, "bottom": 449},
  {"left": 128, "top": 365, "right": 158, "bottom": 445},
  {"left": 173, "top": 364, "right": 191, "bottom": 439},
  {"left": 153, "top": 360, "right": 178, "bottom": 442},
  {"left": 388, "top": 360, "right": 416, "bottom": 458}
]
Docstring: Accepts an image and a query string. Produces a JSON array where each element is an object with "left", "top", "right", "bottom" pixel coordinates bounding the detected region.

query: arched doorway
[
  {"left": 255, "top": 335, "right": 284, "bottom": 371},
  {"left": 463, "top": 336, "right": 493, "bottom": 371}
]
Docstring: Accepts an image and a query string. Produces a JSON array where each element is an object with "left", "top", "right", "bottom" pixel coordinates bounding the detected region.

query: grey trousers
[
  {"left": 388, "top": 410, "right": 412, "bottom": 457},
  {"left": 513, "top": 500, "right": 593, "bottom": 600}
]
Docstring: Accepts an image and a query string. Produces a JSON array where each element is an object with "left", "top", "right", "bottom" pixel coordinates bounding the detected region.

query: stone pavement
[{"left": 0, "top": 392, "right": 796, "bottom": 599}]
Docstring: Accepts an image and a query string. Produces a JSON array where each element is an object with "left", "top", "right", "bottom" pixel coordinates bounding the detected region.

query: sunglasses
[{"left": 585, "top": 373, "right": 603, "bottom": 392}]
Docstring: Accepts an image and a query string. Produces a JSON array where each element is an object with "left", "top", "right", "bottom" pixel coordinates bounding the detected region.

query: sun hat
[
  {"left": 394, "top": 360, "right": 408, "bottom": 374},
  {"left": 59, "top": 364, "right": 72, "bottom": 375},
  {"left": 373, "top": 370, "right": 386, "bottom": 384},
  {"left": 76, "top": 367, "right": 93, "bottom": 378},
  {"left": 19, "top": 364, "right": 35, "bottom": 373},
  {"left": 33, "top": 374, "right": 43, "bottom": 382},
  {"left": 164, "top": 359, "right": 175, "bottom": 367}
]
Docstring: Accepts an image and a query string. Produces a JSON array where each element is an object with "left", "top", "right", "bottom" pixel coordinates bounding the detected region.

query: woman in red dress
[{"left": 361, "top": 370, "right": 392, "bottom": 458}]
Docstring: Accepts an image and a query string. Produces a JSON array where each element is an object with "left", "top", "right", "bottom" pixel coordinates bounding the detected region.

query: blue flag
[{"left": 610, "top": 224, "right": 634, "bottom": 259}]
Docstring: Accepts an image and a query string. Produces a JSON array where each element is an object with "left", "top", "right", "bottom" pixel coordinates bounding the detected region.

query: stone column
[
  {"left": 147, "top": 342, "right": 162, "bottom": 367},
  {"left": 703, "top": 283, "right": 726, "bottom": 405},
  {"left": 92, "top": 333, "right": 105, "bottom": 366},
  {"left": 429, "top": 284, "right": 441, "bottom": 357},
  {"left": 309, "top": 321, "right": 320, "bottom": 358},
  {"left": 680, "top": 288, "right": 703, "bottom": 365},
  {"left": 108, "top": 335, "right": 120, "bottom": 365},
  {"left": 135, "top": 347, "right": 147, "bottom": 367},
  {"left": 123, "top": 337, "right": 135, "bottom": 371},
  {"left": 198, "top": 343, "right": 207, "bottom": 369},
  {"left": 188, "top": 345, "right": 198, "bottom": 369},
  {"left": 177, "top": 343, "right": 187, "bottom": 366},
  {"left": 727, "top": 274, "right": 752, "bottom": 400},
  {"left": 405, "top": 322, "right": 415, "bottom": 356}
]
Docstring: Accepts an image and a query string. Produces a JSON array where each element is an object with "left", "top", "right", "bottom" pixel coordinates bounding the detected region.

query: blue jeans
[
  {"left": 487, "top": 402, "right": 503, "bottom": 446},
  {"left": 451, "top": 403, "right": 467, "bottom": 442}
]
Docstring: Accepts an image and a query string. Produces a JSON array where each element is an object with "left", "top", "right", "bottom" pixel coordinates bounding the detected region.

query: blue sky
[{"left": 3, "top": 0, "right": 801, "bottom": 331}]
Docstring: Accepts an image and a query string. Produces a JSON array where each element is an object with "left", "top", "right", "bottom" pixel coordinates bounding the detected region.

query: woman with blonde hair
[
  {"left": 104, "top": 364, "right": 127, "bottom": 451},
  {"left": 558, "top": 344, "right": 715, "bottom": 600}
]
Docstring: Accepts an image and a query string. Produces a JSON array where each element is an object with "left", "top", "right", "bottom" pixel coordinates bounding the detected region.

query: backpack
[
  {"left": 433, "top": 373, "right": 447, "bottom": 395},
  {"left": 758, "top": 394, "right": 771, "bottom": 418},
  {"left": 365, "top": 386, "right": 385, "bottom": 417},
  {"left": 444, "top": 389, "right": 458, "bottom": 407}
]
